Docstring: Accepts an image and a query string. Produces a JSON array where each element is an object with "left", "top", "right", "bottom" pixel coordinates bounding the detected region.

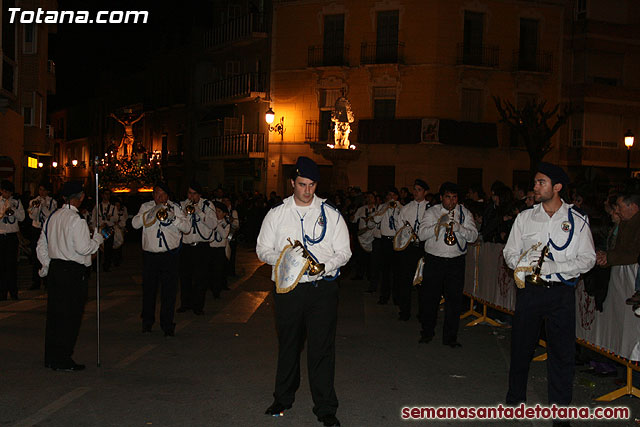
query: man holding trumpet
[
  {"left": 28, "top": 184, "right": 57, "bottom": 290},
  {"left": 132, "top": 182, "right": 190, "bottom": 336},
  {"left": 503, "top": 163, "right": 595, "bottom": 419},
  {"left": 0, "top": 180, "right": 25, "bottom": 300},
  {"left": 256, "top": 156, "right": 351, "bottom": 427}
]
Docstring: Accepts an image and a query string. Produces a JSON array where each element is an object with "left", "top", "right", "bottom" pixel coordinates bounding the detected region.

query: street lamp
[
  {"left": 625, "top": 129, "right": 634, "bottom": 177},
  {"left": 265, "top": 107, "right": 284, "bottom": 139}
]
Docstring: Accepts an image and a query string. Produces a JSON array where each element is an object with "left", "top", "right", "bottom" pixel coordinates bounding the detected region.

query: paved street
[{"left": 1, "top": 242, "right": 638, "bottom": 426}]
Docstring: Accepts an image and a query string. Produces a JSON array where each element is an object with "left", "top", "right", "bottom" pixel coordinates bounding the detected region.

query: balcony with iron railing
[
  {"left": 456, "top": 43, "right": 499, "bottom": 68},
  {"left": 1, "top": 55, "right": 16, "bottom": 96},
  {"left": 360, "top": 41, "right": 405, "bottom": 65},
  {"left": 308, "top": 45, "right": 350, "bottom": 67},
  {"left": 513, "top": 50, "right": 553, "bottom": 73},
  {"left": 199, "top": 133, "right": 265, "bottom": 159},
  {"left": 47, "top": 59, "right": 56, "bottom": 94},
  {"left": 201, "top": 72, "right": 266, "bottom": 105},
  {"left": 204, "top": 13, "right": 267, "bottom": 49}
]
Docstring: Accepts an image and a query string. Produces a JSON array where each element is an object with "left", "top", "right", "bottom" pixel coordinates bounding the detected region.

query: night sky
[{"left": 50, "top": 1, "right": 206, "bottom": 109}]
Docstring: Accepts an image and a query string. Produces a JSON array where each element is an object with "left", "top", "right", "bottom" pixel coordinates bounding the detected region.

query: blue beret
[
  {"left": 439, "top": 182, "right": 458, "bottom": 195},
  {"left": 414, "top": 179, "right": 429, "bottom": 191},
  {"left": 537, "top": 162, "right": 569, "bottom": 187},
  {"left": 61, "top": 181, "right": 83, "bottom": 197},
  {"left": 387, "top": 187, "right": 400, "bottom": 196},
  {"left": 294, "top": 156, "right": 320, "bottom": 182},
  {"left": 213, "top": 200, "right": 228, "bottom": 214}
]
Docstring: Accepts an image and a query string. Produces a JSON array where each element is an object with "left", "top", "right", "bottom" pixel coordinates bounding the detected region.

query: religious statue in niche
[
  {"left": 331, "top": 96, "right": 354, "bottom": 149},
  {"left": 110, "top": 110, "right": 145, "bottom": 158}
]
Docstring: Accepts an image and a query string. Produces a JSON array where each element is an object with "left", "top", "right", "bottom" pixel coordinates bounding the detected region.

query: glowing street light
[
  {"left": 72, "top": 159, "right": 78, "bottom": 167},
  {"left": 625, "top": 129, "right": 634, "bottom": 177}
]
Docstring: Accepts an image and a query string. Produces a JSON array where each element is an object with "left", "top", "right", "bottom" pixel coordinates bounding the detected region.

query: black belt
[
  {"left": 0, "top": 232, "right": 17, "bottom": 238},
  {"left": 527, "top": 277, "right": 564, "bottom": 289},
  {"left": 382, "top": 235, "right": 394, "bottom": 240},
  {"left": 412, "top": 240, "right": 424, "bottom": 247}
]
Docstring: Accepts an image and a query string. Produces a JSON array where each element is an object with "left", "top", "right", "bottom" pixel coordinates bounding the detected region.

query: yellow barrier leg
[
  {"left": 460, "top": 298, "right": 481, "bottom": 320},
  {"left": 466, "top": 304, "right": 502, "bottom": 327},
  {"left": 595, "top": 364, "right": 640, "bottom": 402},
  {"left": 533, "top": 339, "right": 547, "bottom": 362}
]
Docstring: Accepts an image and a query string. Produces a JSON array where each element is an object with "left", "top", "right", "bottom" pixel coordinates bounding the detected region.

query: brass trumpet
[
  {"left": 156, "top": 205, "right": 169, "bottom": 221},
  {"left": 31, "top": 199, "right": 41, "bottom": 208},
  {"left": 287, "top": 238, "right": 325, "bottom": 276},
  {"left": 389, "top": 200, "right": 397, "bottom": 208},
  {"left": 444, "top": 210, "right": 458, "bottom": 246},
  {"left": 4, "top": 207, "right": 14, "bottom": 217},
  {"left": 526, "top": 245, "right": 550, "bottom": 286},
  {"left": 185, "top": 203, "right": 196, "bottom": 215}
]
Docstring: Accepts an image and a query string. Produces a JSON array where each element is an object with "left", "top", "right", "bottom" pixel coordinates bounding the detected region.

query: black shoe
[
  {"left": 30, "top": 284, "right": 40, "bottom": 290},
  {"left": 419, "top": 336, "right": 433, "bottom": 344},
  {"left": 318, "top": 414, "right": 341, "bottom": 426},
  {"left": 164, "top": 330, "right": 175, "bottom": 337},
  {"left": 176, "top": 306, "right": 190, "bottom": 313},
  {"left": 444, "top": 341, "right": 462, "bottom": 348},
  {"left": 142, "top": 325, "right": 152, "bottom": 333},
  {"left": 398, "top": 313, "right": 410, "bottom": 321},
  {"left": 265, "top": 402, "right": 291, "bottom": 416},
  {"left": 51, "top": 362, "right": 85, "bottom": 371},
  {"left": 193, "top": 309, "right": 204, "bottom": 315},
  {"left": 377, "top": 298, "right": 388, "bottom": 305}
]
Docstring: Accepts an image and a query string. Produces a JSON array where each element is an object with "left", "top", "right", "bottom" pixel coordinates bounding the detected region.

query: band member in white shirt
[
  {"left": 222, "top": 196, "right": 239, "bottom": 277},
  {"left": 418, "top": 182, "right": 478, "bottom": 347},
  {"left": 112, "top": 197, "right": 128, "bottom": 267},
  {"left": 28, "top": 184, "right": 57, "bottom": 289},
  {"left": 257, "top": 156, "right": 350, "bottom": 427},
  {"left": 373, "top": 188, "right": 403, "bottom": 306},
  {"left": 91, "top": 189, "right": 116, "bottom": 272},
  {"left": 132, "top": 182, "right": 190, "bottom": 336},
  {"left": 351, "top": 192, "right": 377, "bottom": 289},
  {"left": 209, "top": 201, "right": 230, "bottom": 299},
  {"left": 37, "top": 181, "right": 104, "bottom": 371},
  {"left": 503, "top": 163, "right": 595, "bottom": 412},
  {"left": 397, "top": 179, "right": 430, "bottom": 321},
  {"left": 0, "top": 180, "right": 25, "bottom": 300},
  {"left": 178, "top": 182, "right": 217, "bottom": 314}
]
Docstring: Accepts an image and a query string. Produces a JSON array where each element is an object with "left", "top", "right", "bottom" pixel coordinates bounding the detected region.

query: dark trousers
[
  {"left": 44, "top": 259, "right": 88, "bottom": 365},
  {"left": 273, "top": 281, "right": 339, "bottom": 418},
  {"left": 226, "top": 239, "right": 237, "bottom": 276},
  {"left": 179, "top": 243, "right": 209, "bottom": 310},
  {"left": 103, "top": 234, "right": 114, "bottom": 270},
  {"left": 142, "top": 251, "right": 179, "bottom": 333},
  {"left": 0, "top": 233, "right": 19, "bottom": 299},
  {"left": 368, "top": 238, "right": 383, "bottom": 291},
  {"left": 378, "top": 237, "right": 402, "bottom": 302},
  {"left": 352, "top": 239, "right": 370, "bottom": 280},
  {"left": 507, "top": 285, "right": 575, "bottom": 405},
  {"left": 209, "top": 246, "right": 227, "bottom": 297},
  {"left": 398, "top": 244, "right": 422, "bottom": 317},
  {"left": 419, "top": 254, "right": 465, "bottom": 343}
]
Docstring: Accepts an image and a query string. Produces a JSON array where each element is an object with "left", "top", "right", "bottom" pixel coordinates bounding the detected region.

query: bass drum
[{"left": 358, "top": 230, "right": 374, "bottom": 253}]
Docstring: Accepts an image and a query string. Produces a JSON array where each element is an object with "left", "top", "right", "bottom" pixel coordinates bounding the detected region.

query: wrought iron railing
[
  {"left": 456, "top": 43, "right": 499, "bottom": 67},
  {"left": 308, "top": 45, "right": 349, "bottom": 67},
  {"left": 201, "top": 72, "right": 266, "bottom": 104},
  {"left": 360, "top": 41, "right": 404, "bottom": 65},
  {"left": 199, "top": 133, "right": 265, "bottom": 158},
  {"left": 204, "top": 13, "right": 267, "bottom": 48},
  {"left": 513, "top": 50, "right": 553, "bottom": 73}
]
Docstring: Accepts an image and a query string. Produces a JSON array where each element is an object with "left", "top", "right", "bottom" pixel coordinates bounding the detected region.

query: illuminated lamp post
[{"left": 625, "top": 129, "right": 634, "bottom": 177}]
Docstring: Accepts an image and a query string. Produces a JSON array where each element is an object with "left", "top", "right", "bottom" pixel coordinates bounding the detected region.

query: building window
[
  {"left": 23, "top": 106, "right": 32, "bottom": 125},
  {"left": 323, "top": 14, "right": 345, "bottom": 66},
  {"left": 461, "top": 88, "right": 483, "bottom": 122},
  {"left": 576, "top": 0, "right": 587, "bottom": 19},
  {"left": 23, "top": 23, "right": 36, "bottom": 54},
  {"left": 373, "top": 86, "right": 396, "bottom": 119},
  {"left": 463, "top": 11, "right": 484, "bottom": 65},
  {"left": 571, "top": 129, "right": 583, "bottom": 147},
  {"left": 518, "top": 19, "right": 539, "bottom": 71},
  {"left": 376, "top": 10, "right": 399, "bottom": 63}
]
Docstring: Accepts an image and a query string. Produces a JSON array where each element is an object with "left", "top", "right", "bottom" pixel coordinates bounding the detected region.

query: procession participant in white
[
  {"left": 132, "top": 182, "right": 190, "bottom": 336},
  {"left": 178, "top": 182, "right": 217, "bottom": 314},
  {"left": 373, "top": 187, "right": 403, "bottom": 306},
  {"left": 503, "top": 163, "right": 595, "bottom": 413},
  {"left": 28, "top": 184, "right": 57, "bottom": 289},
  {"left": 257, "top": 156, "right": 351, "bottom": 427},
  {"left": 91, "top": 189, "right": 116, "bottom": 272},
  {"left": 0, "top": 179, "right": 25, "bottom": 300},
  {"left": 208, "top": 201, "right": 230, "bottom": 299},
  {"left": 418, "top": 182, "right": 477, "bottom": 347},
  {"left": 36, "top": 181, "right": 103, "bottom": 371},
  {"left": 396, "top": 179, "right": 430, "bottom": 321}
]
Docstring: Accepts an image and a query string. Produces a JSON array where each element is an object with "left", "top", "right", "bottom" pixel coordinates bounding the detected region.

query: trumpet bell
[
  {"left": 185, "top": 204, "right": 196, "bottom": 215},
  {"left": 156, "top": 208, "right": 169, "bottom": 221},
  {"left": 32, "top": 200, "right": 41, "bottom": 208},
  {"left": 4, "top": 208, "right": 14, "bottom": 217},
  {"left": 444, "top": 223, "right": 458, "bottom": 246}
]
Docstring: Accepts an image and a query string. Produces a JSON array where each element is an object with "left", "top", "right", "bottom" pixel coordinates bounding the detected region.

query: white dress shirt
[
  {"left": 28, "top": 196, "right": 57, "bottom": 229},
  {"left": 0, "top": 196, "right": 25, "bottom": 234},
  {"left": 115, "top": 206, "right": 128, "bottom": 229},
  {"left": 256, "top": 195, "right": 352, "bottom": 283},
  {"left": 375, "top": 201, "right": 403, "bottom": 237},
  {"left": 399, "top": 200, "right": 429, "bottom": 236},
  {"left": 419, "top": 203, "right": 478, "bottom": 258},
  {"left": 92, "top": 201, "right": 117, "bottom": 231},
  {"left": 503, "top": 201, "right": 596, "bottom": 283},
  {"left": 36, "top": 204, "right": 103, "bottom": 269},
  {"left": 132, "top": 200, "right": 191, "bottom": 253},
  {"left": 209, "top": 219, "right": 230, "bottom": 248},
  {"left": 180, "top": 198, "right": 218, "bottom": 245}
]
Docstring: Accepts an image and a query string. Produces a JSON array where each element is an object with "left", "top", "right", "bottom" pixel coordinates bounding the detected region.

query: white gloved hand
[
  {"left": 452, "top": 221, "right": 461, "bottom": 232},
  {"left": 291, "top": 245, "right": 304, "bottom": 258},
  {"left": 540, "top": 260, "right": 558, "bottom": 276},
  {"left": 38, "top": 265, "right": 49, "bottom": 278},
  {"left": 164, "top": 208, "right": 176, "bottom": 222},
  {"left": 527, "top": 249, "right": 542, "bottom": 265},
  {"left": 93, "top": 230, "right": 105, "bottom": 245}
]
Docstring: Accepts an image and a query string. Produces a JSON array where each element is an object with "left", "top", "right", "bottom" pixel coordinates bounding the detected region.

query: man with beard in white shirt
[
  {"left": 257, "top": 156, "right": 351, "bottom": 427},
  {"left": 132, "top": 182, "right": 190, "bottom": 336}
]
